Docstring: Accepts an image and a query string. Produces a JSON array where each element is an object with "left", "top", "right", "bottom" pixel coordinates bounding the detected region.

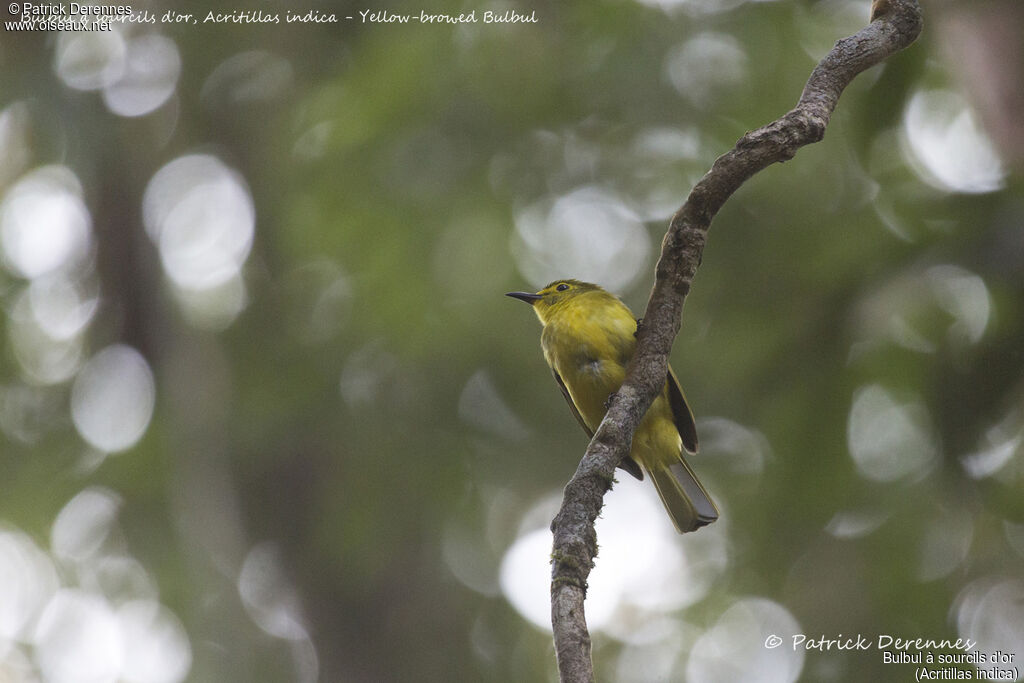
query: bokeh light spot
[
  {"left": 0, "top": 531, "right": 59, "bottom": 641},
  {"left": 497, "top": 527, "right": 550, "bottom": 631},
  {"left": 28, "top": 275, "right": 99, "bottom": 342},
  {"left": 500, "top": 479, "right": 728, "bottom": 636},
  {"left": 282, "top": 259, "right": 352, "bottom": 344},
  {"left": 698, "top": 417, "right": 771, "bottom": 475},
  {"left": 917, "top": 507, "right": 973, "bottom": 581},
  {"left": 955, "top": 577, "right": 1024, "bottom": 669},
  {"left": 686, "top": 598, "right": 804, "bottom": 683},
  {"left": 0, "top": 102, "right": 33, "bottom": 188},
  {"left": 825, "top": 509, "right": 889, "bottom": 539},
  {"left": 33, "top": 589, "right": 124, "bottom": 683},
  {"left": 634, "top": 0, "right": 778, "bottom": 14},
  {"left": 9, "top": 290, "right": 84, "bottom": 385},
  {"left": 0, "top": 384, "right": 60, "bottom": 445},
  {"left": 117, "top": 600, "right": 192, "bottom": 683},
  {"left": 457, "top": 370, "right": 530, "bottom": 441},
  {"left": 51, "top": 488, "right": 122, "bottom": 563},
  {"left": 847, "top": 385, "right": 937, "bottom": 482},
  {"left": 55, "top": 30, "right": 127, "bottom": 91},
  {"left": 71, "top": 345, "right": 156, "bottom": 453},
  {"left": 442, "top": 519, "right": 501, "bottom": 598},
  {"left": 238, "top": 542, "right": 309, "bottom": 641},
  {"left": 0, "top": 166, "right": 91, "bottom": 280},
  {"left": 142, "top": 154, "right": 255, "bottom": 291},
  {"left": 512, "top": 186, "right": 650, "bottom": 292},
  {"left": 615, "top": 623, "right": 690, "bottom": 682},
  {"left": 339, "top": 343, "right": 398, "bottom": 408},
  {"left": 961, "top": 433, "right": 1020, "bottom": 480},
  {"left": 665, "top": 33, "right": 748, "bottom": 107},
  {"left": 901, "top": 89, "right": 1006, "bottom": 194},
  {"left": 102, "top": 35, "right": 182, "bottom": 117},
  {"left": 171, "top": 273, "right": 249, "bottom": 332},
  {"left": 84, "top": 556, "right": 158, "bottom": 605},
  {"left": 927, "top": 265, "right": 990, "bottom": 346},
  {"left": 200, "top": 50, "right": 294, "bottom": 105}
]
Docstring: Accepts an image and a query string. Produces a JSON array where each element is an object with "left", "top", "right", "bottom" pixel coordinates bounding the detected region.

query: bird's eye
[{"left": 556, "top": 283, "right": 569, "bottom": 291}]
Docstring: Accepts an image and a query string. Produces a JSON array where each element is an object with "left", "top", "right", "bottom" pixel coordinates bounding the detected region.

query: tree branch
[{"left": 549, "top": 2, "right": 923, "bottom": 681}]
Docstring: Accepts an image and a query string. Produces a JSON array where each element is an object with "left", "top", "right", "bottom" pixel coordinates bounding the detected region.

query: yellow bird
[{"left": 507, "top": 279, "right": 718, "bottom": 533}]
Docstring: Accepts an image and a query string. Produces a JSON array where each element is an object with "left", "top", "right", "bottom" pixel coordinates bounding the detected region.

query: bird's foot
[{"left": 604, "top": 391, "right": 618, "bottom": 411}]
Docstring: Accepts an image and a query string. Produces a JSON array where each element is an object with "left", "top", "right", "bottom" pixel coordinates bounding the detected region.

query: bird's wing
[
  {"left": 551, "top": 368, "right": 644, "bottom": 480},
  {"left": 667, "top": 365, "right": 699, "bottom": 454},
  {"left": 551, "top": 368, "right": 593, "bottom": 437}
]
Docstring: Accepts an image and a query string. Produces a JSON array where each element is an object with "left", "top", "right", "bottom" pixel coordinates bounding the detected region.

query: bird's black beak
[{"left": 506, "top": 291, "right": 543, "bottom": 305}]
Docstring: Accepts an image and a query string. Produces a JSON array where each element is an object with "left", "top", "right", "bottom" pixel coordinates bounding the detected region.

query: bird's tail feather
[{"left": 646, "top": 459, "right": 719, "bottom": 534}]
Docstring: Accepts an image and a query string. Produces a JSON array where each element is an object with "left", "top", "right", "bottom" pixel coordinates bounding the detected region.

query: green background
[{"left": 1, "top": 0, "right": 1022, "bottom": 681}]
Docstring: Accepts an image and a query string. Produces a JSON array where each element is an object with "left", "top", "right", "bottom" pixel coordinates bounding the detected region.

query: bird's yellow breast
[
  {"left": 541, "top": 293, "right": 635, "bottom": 428},
  {"left": 539, "top": 290, "right": 681, "bottom": 467}
]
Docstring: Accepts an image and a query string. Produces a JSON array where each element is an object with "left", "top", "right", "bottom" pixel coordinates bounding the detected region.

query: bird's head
[{"left": 506, "top": 279, "right": 602, "bottom": 324}]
